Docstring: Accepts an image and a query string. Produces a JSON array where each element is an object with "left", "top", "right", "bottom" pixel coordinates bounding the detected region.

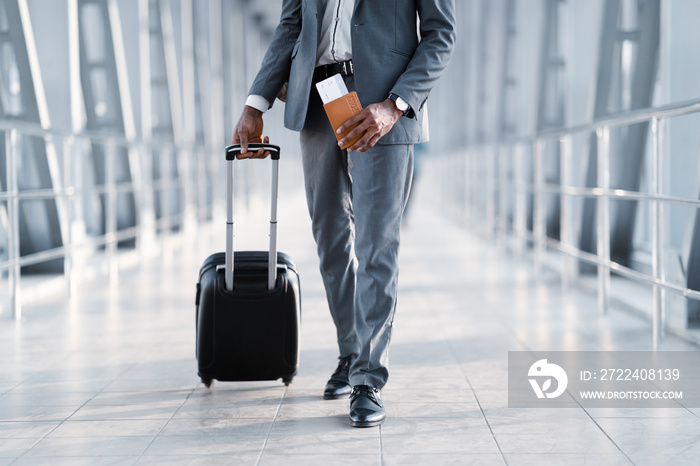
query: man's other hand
[
  {"left": 277, "top": 82, "right": 289, "bottom": 103},
  {"left": 336, "top": 99, "right": 403, "bottom": 153},
  {"left": 232, "top": 106, "right": 269, "bottom": 159}
]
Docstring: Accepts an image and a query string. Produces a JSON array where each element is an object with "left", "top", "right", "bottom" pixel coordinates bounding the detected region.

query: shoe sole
[{"left": 350, "top": 418, "right": 384, "bottom": 427}]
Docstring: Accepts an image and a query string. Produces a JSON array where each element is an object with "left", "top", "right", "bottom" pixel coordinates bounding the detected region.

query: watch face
[{"left": 393, "top": 95, "right": 408, "bottom": 111}]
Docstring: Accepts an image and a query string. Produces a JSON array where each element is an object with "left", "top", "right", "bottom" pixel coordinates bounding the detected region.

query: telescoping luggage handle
[{"left": 224, "top": 143, "right": 282, "bottom": 292}]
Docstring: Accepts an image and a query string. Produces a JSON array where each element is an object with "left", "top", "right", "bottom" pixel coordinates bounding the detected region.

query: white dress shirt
[
  {"left": 246, "top": 0, "right": 354, "bottom": 113},
  {"left": 316, "top": 0, "right": 353, "bottom": 66}
]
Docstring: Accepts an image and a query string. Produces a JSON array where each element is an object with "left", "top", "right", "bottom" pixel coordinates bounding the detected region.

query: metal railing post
[
  {"left": 464, "top": 148, "right": 472, "bottom": 225},
  {"left": 63, "top": 136, "right": 76, "bottom": 298},
  {"left": 138, "top": 143, "right": 157, "bottom": 261},
  {"left": 450, "top": 152, "right": 467, "bottom": 224},
  {"left": 447, "top": 154, "right": 454, "bottom": 220},
  {"left": 651, "top": 116, "right": 666, "bottom": 348},
  {"left": 105, "top": 140, "right": 118, "bottom": 285},
  {"left": 596, "top": 127, "right": 611, "bottom": 315},
  {"left": 469, "top": 148, "right": 477, "bottom": 226},
  {"left": 560, "top": 135, "right": 573, "bottom": 292},
  {"left": 533, "top": 139, "right": 545, "bottom": 278},
  {"left": 514, "top": 143, "right": 526, "bottom": 259},
  {"left": 161, "top": 146, "right": 173, "bottom": 264},
  {"left": 207, "top": 147, "right": 218, "bottom": 248},
  {"left": 485, "top": 147, "right": 495, "bottom": 237},
  {"left": 453, "top": 154, "right": 461, "bottom": 221},
  {"left": 478, "top": 149, "right": 484, "bottom": 230},
  {"left": 179, "top": 146, "right": 197, "bottom": 243},
  {"left": 498, "top": 145, "right": 508, "bottom": 247},
  {"left": 7, "top": 129, "right": 21, "bottom": 320}
]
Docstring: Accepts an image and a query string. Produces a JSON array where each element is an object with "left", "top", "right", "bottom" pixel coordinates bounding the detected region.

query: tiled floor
[{"left": 2, "top": 162, "right": 700, "bottom": 465}]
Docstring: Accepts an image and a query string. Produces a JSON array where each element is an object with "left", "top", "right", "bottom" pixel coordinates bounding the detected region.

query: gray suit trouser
[{"left": 299, "top": 75, "right": 413, "bottom": 389}]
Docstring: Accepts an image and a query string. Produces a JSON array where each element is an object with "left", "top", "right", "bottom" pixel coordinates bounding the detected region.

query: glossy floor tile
[{"left": 1, "top": 171, "right": 700, "bottom": 465}]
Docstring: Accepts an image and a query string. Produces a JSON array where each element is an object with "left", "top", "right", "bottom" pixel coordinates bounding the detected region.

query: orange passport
[{"left": 323, "top": 91, "right": 363, "bottom": 150}]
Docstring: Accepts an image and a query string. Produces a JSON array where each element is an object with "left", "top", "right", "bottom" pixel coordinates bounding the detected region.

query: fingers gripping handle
[
  {"left": 224, "top": 144, "right": 282, "bottom": 292},
  {"left": 226, "top": 143, "right": 281, "bottom": 160}
]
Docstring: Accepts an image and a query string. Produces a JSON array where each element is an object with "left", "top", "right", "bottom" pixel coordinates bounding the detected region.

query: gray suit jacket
[{"left": 249, "top": 0, "right": 456, "bottom": 145}]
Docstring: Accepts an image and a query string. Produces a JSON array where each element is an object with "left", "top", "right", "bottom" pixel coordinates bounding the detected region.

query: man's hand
[
  {"left": 277, "top": 82, "right": 289, "bottom": 103},
  {"left": 232, "top": 105, "right": 269, "bottom": 159},
  {"left": 336, "top": 99, "right": 403, "bottom": 153}
]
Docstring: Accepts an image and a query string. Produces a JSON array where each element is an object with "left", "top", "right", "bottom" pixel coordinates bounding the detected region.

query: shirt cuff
[{"left": 245, "top": 95, "right": 271, "bottom": 113}]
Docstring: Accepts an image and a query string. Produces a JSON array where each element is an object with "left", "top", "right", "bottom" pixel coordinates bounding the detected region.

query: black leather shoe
[
  {"left": 323, "top": 356, "right": 352, "bottom": 400},
  {"left": 349, "top": 385, "right": 385, "bottom": 427}
]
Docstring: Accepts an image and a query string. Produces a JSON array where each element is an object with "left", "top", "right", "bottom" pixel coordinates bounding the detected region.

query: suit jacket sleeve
[
  {"left": 390, "top": 0, "right": 457, "bottom": 116},
  {"left": 247, "top": 0, "right": 302, "bottom": 107}
]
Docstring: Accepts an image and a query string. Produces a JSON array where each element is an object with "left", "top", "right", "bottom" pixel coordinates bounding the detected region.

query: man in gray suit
[{"left": 233, "top": 0, "right": 455, "bottom": 427}]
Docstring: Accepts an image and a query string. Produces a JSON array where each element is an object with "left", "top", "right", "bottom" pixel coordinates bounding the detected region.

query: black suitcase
[{"left": 195, "top": 143, "right": 301, "bottom": 387}]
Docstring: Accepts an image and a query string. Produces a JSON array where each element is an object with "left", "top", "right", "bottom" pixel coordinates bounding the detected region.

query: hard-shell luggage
[{"left": 195, "top": 143, "right": 301, "bottom": 387}]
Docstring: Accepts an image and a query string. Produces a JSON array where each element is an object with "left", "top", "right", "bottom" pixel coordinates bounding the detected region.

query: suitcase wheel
[
  {"left": 201, "top": 377, "right": 213, "bottom": 388},
  {"left": 282, "top": 376, "right": 293, "bottom": 386}
]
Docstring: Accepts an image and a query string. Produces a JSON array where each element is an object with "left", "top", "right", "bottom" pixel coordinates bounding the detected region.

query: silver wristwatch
[{"left": 388, "top": 93, "right": 410, "bottom": 117}]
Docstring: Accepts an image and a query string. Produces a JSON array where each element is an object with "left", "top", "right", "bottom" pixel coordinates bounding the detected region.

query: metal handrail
[
  {"left": 436, "top": 97, "right": 700, "bottom": 349},
  {"left": 0, "top": 124, "right": 212, "bottom": 320},
  {"left": 500, "top": 182, "right": 700, "bottom": 209},
  {"left": 516, "top": 229, "right": 700, "bottom": 301},
  {"left": 0, "top": 0, "right": 264, "bottom": 323},
  {"left": 0, "top": 118, "right": 202, "bottom": 152},
  {"left": 470, "top": 96, "right": 700, "bottom": 147}
]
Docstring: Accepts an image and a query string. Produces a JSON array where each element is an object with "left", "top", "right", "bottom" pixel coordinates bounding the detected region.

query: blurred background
[{"left": 1, "top": 0, "right": 700, "bottom": 348}]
